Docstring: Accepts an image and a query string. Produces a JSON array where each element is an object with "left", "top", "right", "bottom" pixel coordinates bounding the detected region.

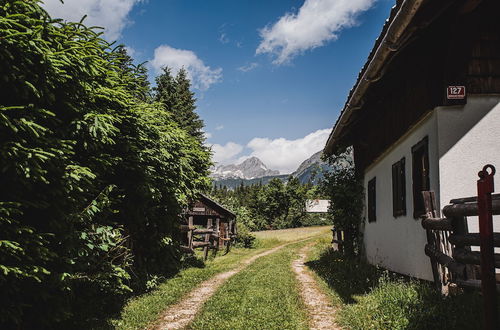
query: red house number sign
[{"left": 447, "top": 86, "right": 466, "bottom": 99}]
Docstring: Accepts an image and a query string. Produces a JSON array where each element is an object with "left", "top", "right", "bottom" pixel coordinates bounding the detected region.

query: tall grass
[{"left": 307, "top": 242, "right": 483, "bottom": 330}]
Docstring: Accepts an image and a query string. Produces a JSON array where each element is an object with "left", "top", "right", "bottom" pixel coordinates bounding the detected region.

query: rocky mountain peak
[{"left": 211, "top": 157, "right": 279, "bottom": 180}]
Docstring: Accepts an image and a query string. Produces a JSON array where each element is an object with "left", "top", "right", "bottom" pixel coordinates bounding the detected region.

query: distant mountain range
[
  {"left": 211, "top": 151, "right": 331, "bottom": 189},
  {"left": 212, "top": 157, "right": 279, "bottom": 180}
]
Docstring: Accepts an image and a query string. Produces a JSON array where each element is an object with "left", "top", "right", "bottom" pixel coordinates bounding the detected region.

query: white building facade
[{"left": 363, "top": 96, "right": 500, "bottom": 280}]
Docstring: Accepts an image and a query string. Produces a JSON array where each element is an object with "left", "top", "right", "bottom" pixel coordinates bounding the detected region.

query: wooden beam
[
  {"left": 203, "top": 218, "right": 212, "bottom": 261},
  {"left": 192, "top": 242, "right": 210, "bottom": 248},
  {"left": 456, "top": 279, "right": 500, "bottom": 293},
  {"left": 180, "top": 225, "right": 195, "bottom": 232},
  {"left": 449, "top": 233, "right": 500, "bottom": 247},
  {"left": 443, "top": 199, "right": 500, "bottom": 217},
  {"left": 187, "top": 216, "right": 194, "bottom": 249},
  {"left": 424, "top": 244, "right": 466, "bottom": 276},
  {"left": 453, "top": 249, "right": 500, "bottom": 268},
  {"left": 421, "top": 217, "right": 453, "bottom": 231},
  {"left": 193, "top": 228, "right": 215, "bottom": 234},
  {"left": 450, "top": 193, "right": 500, "bottom": 204}
]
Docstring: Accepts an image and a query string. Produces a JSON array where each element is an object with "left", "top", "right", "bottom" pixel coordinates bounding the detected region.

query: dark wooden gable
[
  {"left": 185, "top": 194, "right": 235, "bottom": 220},
  {"left": 340, "top": 0, "right": 500, "bottom": 174}
]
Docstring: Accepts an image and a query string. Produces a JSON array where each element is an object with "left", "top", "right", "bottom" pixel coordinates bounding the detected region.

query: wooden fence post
[
  {"left": 203, "top": 218, "right": 212, "bottom": 261},
  {"left": 187, "top": 216, "right": 194, "bottom": 250},
  {"left": 477, "top": 165, "right": 497, "bottom": 330},
  {"left": 225, "top": 220, "right": 233, "bottom": 253},
  {"left": 214, "top": 218, "right": 220, "bottom": 256},
  {"left": 422, "top": 191, "right": 446, "bottom": 292}
]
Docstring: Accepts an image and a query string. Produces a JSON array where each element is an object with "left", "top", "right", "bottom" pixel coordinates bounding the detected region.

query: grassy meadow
[{"left": 112, "top": 226, "right": 330, "bottom": 329}]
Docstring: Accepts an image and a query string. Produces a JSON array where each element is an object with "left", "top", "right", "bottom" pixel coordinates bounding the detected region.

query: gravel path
[
  {"left": 292, "top": 244, "right": 340, "bottom": 330},
  {"left": 152, "top": 243, "right": 290, "bottom": 330}
]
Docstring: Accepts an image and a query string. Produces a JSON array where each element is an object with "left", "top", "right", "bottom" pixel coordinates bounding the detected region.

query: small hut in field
[{"left": 181, "top": 194, "right": 237, "bottom": 259}]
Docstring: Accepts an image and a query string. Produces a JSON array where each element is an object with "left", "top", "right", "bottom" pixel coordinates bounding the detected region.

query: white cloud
[
  {"left": 210, "top": 129, "right": 330, "bottom": 172},
  {"left": 247, "top": 129, "right": 330, "bottom": 173},
  {"left": 238, "top": 62, "right": 259, "bottom": 72},
  {"left": 150, "top": 45, "right": 222, "bottom": 91},
  {"left": 124, "top": 46, "right": 136, "bottom": 57},
  {"left": 204, "top": 132, "right": 213, "bottom": 139},
  {"left": 211, "top": 142, "right": 244, "bottom": 164},
  {"left": 256, "top": 0, "right": 375, "bottom": 65},
  {"left": 41, "top": 0, "right": 142, "bottom": 41},
  {"left": 219, "top": 32, "right": 229, "bottom": 44},
  {"left": 215, "top": 125, "right": 224, "bottom": 131}
]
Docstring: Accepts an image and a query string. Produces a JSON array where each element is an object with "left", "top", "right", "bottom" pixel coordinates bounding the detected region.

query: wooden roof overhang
[
  {"left": 324, "top": 0, "right": 499, "bottom": 173},
  {"left": 184, "top": 194, "right": 236, "bottom": 221}
]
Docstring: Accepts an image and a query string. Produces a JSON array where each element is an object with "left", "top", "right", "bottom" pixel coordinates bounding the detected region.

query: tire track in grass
[
  {"left": 189, "top": 240, "right": 310, "bottom": 330},
  {"left": 292, "top": 244, "right": 340, "bottom": 330},
  {"left": 152, "top": 240, "right": 310, "bottom": 330}
]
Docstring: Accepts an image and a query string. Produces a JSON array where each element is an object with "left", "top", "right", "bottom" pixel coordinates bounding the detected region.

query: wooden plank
[
  {"left": 443, "top": 199, "right": 500, "bottom": 217},
  {"left": 203, "top": 218, "right": 212, "bottom": 261},
  {"left": 456, "top": 279, "right": 500, "bottom": 293},
  {"left": 424, "top": 244, "right": 466, "bottom": 276},
  {"left": 450, "top": 193, "right": 500, "bottom": 204},
  {"left": 193, "top": 228, "right": 215, "bottom": 235},
  {"left": 192, "top": 242, "right": 210, "bottom": 248},
  {"left": 421, "top": 217, "right": 453, "bottom": 231},
  {"left": 453, "top": 249, "right": 500, "bottom": 268},
  {"left": 180, "top": 225, "right": 195, "bottom": 232},
  {"left": 187, "top": 216, "right": 194, "bottom": 249},
  {"left": 449, "top": 233, "right": 500, "bottom": 247},
  {"left": 422, "top": 191, "right": 451, "bottom": 293}
]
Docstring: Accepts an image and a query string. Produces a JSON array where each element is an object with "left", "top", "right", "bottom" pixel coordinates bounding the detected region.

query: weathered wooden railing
[
  {"left": 331, "top": 228, "right": 344, "bottom": 253},
  {"left": 422, "top": 165, "right": 498, "bottom": 329},
  {"left": 180, "top": 217, "right": 236, "bottom": 260}
]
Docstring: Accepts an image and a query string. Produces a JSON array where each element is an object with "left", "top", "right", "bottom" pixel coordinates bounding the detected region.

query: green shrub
[
  {"left": 233, "top": 223, "right": 256, "bottom": 248},
  {"left": 0, "top": 1, "right": 210, "bottom": 328}
]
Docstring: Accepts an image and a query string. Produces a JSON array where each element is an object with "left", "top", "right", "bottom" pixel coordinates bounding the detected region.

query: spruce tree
[
  {"left": 154, "top": 67, "right": 204, "bottom": 140},
  {"left": 174, "top": 68, "right": 204, "bottom": 139},
  {"left": 154, "top": 66, "right": 177, "bottom": 112}
]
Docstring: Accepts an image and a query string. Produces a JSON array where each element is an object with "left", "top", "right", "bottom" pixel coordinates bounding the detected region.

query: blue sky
[{"left": 42, "top": 0, "right": 395, "bottom": 173}]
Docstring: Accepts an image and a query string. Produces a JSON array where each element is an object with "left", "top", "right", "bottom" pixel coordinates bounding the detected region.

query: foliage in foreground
[
  {"left": 0, "top": 1, "right": 210, "bottom": 328},
  {"left": 307, "top": 246, "right": 483, "bottom": 330},
  {"left": 321, "top": 147, "right": 364, "bottom": 256}
]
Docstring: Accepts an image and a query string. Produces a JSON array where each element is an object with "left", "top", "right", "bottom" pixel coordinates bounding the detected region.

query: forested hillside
[
  {"left": 0, "top": 1, "right": 211, "bottom": 328},
  {"left": 210, "top": 177, "right": 329, "bottom": 244}
]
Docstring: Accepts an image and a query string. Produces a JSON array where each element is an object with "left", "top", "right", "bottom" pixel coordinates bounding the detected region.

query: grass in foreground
[
  {"left": 189, "top": 240, "right": 311, "bottom": 330},
  {"left": 306, "top": 240, "right": 483, "bottom": 330},
  {"left": 113, "top": 226, "right": 328, "bottom": 329},
  {"left": 111, "top": 246, "right": 277, "bottom": 330}
]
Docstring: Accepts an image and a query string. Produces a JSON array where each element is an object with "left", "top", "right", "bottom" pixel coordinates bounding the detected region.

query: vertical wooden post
[
  {"left": 225, "top": 221, "right": 232, "bottom": 254},
  {"left": 187, "top": 216, "right": 194, "bottom": 250},
  {"left": 203, "top": 218, "right": 212, "bottom": 261},
  {"left": 422, "top": 191, "right": 447, "bottom": 293},
  {"left": 477, "top": 165, "right": 497, "bottom": 330},
  {"left": 214, "top": 218, "right": 220, "bottom": 256}
]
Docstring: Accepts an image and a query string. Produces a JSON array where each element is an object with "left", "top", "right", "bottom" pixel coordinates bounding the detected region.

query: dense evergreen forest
[{"left": 0, "top": 1, "right": 211, "bottom": 328}]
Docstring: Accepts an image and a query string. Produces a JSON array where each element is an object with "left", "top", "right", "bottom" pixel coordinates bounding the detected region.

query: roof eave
[{"left": 324, "top": 0, "right": 425, "bottom": 155}]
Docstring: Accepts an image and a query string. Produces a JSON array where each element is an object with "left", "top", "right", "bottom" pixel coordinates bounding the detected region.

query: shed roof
[{"left": 185, "top": 193, "right": 236, "bottom": 219}]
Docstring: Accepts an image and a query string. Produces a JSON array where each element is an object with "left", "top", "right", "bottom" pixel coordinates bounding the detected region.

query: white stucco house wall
[{"left": 324, "top": 0, "right": 500, "bottom": 280}]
